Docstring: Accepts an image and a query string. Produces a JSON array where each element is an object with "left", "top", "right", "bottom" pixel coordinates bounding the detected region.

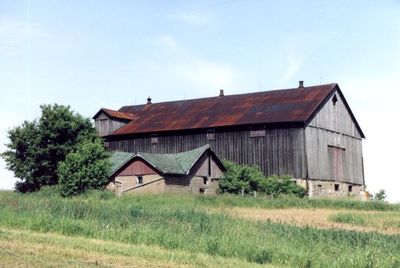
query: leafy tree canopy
[{"left": 2, "top": 104, "right": 98, "bottom": 192}]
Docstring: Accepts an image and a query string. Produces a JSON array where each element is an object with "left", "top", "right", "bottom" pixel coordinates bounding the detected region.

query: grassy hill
[{"left": 0, "top": 189, "right": 399, "bottom": 267}]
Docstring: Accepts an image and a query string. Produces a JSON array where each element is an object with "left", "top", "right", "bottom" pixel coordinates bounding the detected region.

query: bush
[
  {"left": 261, "top": 174, "right": 307, "bottom": 197},
  {"left": 219, "top": 161, "right": 306, "bottom": 197},
  {"left": 373, "top": 189, "right": 386, "bottom": 202},
  {"left": 58, "top": 139, "right": 111, "bottom": 197},
  {"left": 219, "top": 161, "right": 264, "bottom": 194}
]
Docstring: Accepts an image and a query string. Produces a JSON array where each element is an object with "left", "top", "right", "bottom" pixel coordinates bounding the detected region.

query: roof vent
[
  {"left": 147, "top": 96, "right": 152, "bottom": 104},
  {"left": 298, "top": 81, "right": 304, "bottom": 88},
  {"left": 219, "top": 89, "right": 224, "bottom": 97}
]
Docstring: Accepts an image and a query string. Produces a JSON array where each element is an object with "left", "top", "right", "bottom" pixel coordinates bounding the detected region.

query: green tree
[
  {"left": 1, "top": 104, "right": 97, "bottom": 192},
  {"left": 58, "top": 139, "right": 111, "bottom": 197},
  {"left": 373, "top": 189, "right": 386, "bottom": 202}
]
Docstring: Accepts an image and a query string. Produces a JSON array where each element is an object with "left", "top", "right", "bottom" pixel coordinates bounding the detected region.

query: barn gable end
[
  {"left": 304, "top": 86, "right": 364, "bottom": 188},
  {"left": 306, "top": 86, "right": 364, "bottom": 139},
  {"left": 93, "top": 108, "right": 134, "bottom": 136}
]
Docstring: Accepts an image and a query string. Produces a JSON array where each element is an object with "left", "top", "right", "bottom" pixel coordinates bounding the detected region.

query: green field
[{"left": 0, "top": 190, "right": 399, "bottom": 267}]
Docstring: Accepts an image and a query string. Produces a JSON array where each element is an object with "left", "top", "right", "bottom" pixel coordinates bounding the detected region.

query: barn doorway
[{"left": 328, "top": 146, "right": 345, "bottom": 181}]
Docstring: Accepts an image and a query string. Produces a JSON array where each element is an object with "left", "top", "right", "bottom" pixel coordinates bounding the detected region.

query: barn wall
[
  {"left": 305, "top": 90, "right": 364, "bottom": 185},
  {"left": 108, "top": 174, "right": 165, "bottom": 196},
  {"left": 115, "top": 158, "right": 158, "bottom": 177},
  {"left": 189, "top": 152, "right": 225, "bottom": 179},
  {"left": 211, "top": 155, "right": 224, "bottom": 179},
  {"left": 94, "top": 112, "right": 127, "bottom": 136},
  {"left": 305, "top": 125, "right": 364, "bottom": 185},
  {"left": 308, "top": 92, "right": 362, "bottom": 138},
  {"left": 164, "top": 176, "right": 218, "bottom": 195},
  {"left": 191, "top": 153, "right": 209, "bottom": 177},
  {"left": 107, "top": 127, "right": 307, "bottom": 178}
]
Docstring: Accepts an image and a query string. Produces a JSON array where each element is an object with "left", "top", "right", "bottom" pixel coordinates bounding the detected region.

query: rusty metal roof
[
  {"left": 104, "top": 83, "right": 364, "bottom": 138},
  {"left": 93, "top": 108, "right": 135, "bottom": 121}
]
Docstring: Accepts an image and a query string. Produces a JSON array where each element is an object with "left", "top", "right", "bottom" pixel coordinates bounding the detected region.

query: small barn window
[
  {"left": 348, "top": 185, "right": 353, "bottom": 192},
  {"left": 332, "top": 94, "right": 338, "bottom": 106},
  {"left": 203, "top": 177, "right": 207, "bottom": 185},
  {"left": 151, "top": 134, "right": 158, "bottom": 144},
  {"left": 250, "top": 126, "right": 266, "bottom": 138},
  {"left": 334, "top": 184, "right": 339, "bottom": 191},
  {"left": 206, "top": 129, "right": 215, "bottom": 140},
  {"left": 137, "top": 176, "right": 143, "bottom": 185}
]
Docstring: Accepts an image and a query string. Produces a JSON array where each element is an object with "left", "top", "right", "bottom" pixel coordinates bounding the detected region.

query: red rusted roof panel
[
  {"left": 98, "top": 108, "right": 136, "bottom": 121},
  {"left": 110, "top": 84, "right": 337, "bottom": 135}
]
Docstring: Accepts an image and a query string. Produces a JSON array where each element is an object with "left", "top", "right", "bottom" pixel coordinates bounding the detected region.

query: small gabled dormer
[{"left": 93, "top": 108, "right": 134, "bottom": 136}]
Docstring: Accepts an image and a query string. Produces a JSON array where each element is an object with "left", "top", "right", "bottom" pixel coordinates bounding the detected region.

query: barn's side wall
[
  {"left": 107, "top": 174, "right": 165, "bottom": 196},
  {"left": 94, "top": 112, "right": 128, "bottom": 136},
  {"left": 164, "top": 176, "right": 218, "bottom": 195},
  {"left": 107, "top": 127, "right": 307, "bottom": 178},
  {"left": 305, "top": 92, "right": 364, "bottom": 185}
]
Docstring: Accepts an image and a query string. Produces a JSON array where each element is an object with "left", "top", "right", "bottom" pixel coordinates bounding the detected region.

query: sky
[{"left": 0, "top": 0, "right": 399, "bottom": 203}]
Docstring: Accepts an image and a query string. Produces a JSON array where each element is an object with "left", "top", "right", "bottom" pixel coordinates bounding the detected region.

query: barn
[
  {"left": 94, "top": 82, "right": 365, "bottom": 197},
  {"left": 107, "top": 145, "right": 225, "bottom": 196}
]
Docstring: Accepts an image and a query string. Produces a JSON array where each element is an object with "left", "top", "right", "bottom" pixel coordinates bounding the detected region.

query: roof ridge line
[{"left": 119, "top": 83, "right": 338, "bottom": 109}]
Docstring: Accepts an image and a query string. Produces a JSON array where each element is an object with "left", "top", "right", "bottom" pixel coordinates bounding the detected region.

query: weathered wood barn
[
  {"left": 107, "top": 145, "right": 224, "bottom": 196},
  {"left": 94, "top": 82, "right": 365, "bottom": 197}
]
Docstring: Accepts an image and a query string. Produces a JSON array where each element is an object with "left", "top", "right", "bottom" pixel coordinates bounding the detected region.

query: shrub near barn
[
  {"left": 58, "top": 139, "right": 111, "bottom": 197},
  {"left": 219, "top": 160, "right": 306, "bottom": 197}
]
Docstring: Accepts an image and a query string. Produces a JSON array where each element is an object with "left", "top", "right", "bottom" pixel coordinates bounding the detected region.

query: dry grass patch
[{"left": 217, "top": 207, "right": 400, "bottom": 235}]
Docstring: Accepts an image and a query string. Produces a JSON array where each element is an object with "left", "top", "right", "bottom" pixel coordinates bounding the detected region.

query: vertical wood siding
[
  {"left": 107, "top": 127, "right": 307, "bottom": 178},
  {"left": 305, "top": 127, "right": 363, "bottom": 185},
  {"left": 115, "top": 159, "right": 158, "bottom": 177},
  {"left": 190, "top": 152, "right": 225, "bottom": 178},
  {"left": 306, "top": 90, "right": 364, "bottom": 185},
  {"left": 94, "top": 112, "right": 127, "bottom": 136},
  {"left": 309, "top": 92, "right": 362, "bottom": 138}
]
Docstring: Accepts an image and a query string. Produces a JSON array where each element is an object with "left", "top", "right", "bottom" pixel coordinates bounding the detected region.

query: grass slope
[
  {"left": 0, "top": 190, "right": 399, "bottom": 267},
  {"left": 0, "top": 228, "right": 266, "bottom": 268}
]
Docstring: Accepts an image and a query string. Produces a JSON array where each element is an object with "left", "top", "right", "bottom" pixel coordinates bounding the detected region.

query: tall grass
[
  {"left": 193, "top": 194, "right": 400, "bottom": 211},
  {"left": 0, "top": 190, "right": 399, "bottom": 267}
]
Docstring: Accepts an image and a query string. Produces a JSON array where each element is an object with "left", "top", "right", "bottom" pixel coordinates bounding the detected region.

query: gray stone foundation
[{"left": 295, "top": 179, "right": 365, "bottom": 199}]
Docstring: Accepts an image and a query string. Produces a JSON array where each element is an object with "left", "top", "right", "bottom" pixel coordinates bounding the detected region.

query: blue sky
[{"left": 1, "top": 1, "right": 399, "bottom": 202}]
